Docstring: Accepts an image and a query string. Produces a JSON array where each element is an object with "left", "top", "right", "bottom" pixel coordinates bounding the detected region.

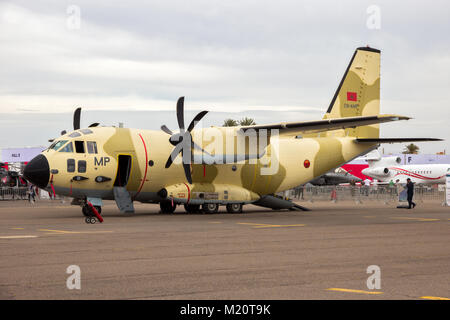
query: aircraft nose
[{"left": 23, "top": 154, "right": 50, "bottom": 189}]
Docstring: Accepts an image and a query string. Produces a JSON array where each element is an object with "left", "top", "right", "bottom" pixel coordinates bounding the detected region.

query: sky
[{"left": 0, "top": 0, "right": 449, "bottom": 155}]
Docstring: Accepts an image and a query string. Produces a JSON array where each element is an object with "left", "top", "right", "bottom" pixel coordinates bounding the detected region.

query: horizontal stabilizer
[{"left": 355, "top": 138, "right": 443, "bottom": 144}]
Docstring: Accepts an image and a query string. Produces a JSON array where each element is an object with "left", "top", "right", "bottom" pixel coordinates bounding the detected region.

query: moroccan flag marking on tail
[{"left": 347, "top": 91, "right": 357, "bottom": 101}]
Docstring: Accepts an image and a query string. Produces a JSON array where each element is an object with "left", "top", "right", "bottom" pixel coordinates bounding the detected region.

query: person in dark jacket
[{"left": 406, "top": 178, "right": 416, "bottom": 209}]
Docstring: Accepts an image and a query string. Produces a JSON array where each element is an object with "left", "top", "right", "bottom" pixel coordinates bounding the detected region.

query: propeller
[
  {"left": 48, "top": 107, "right": 99, "bottom": 142},
  {"left": 73, "top": 107, "right": 81, "bottom": 130},
  {"left": 161, "top": 97, "right": 209, "bottom": 184}
]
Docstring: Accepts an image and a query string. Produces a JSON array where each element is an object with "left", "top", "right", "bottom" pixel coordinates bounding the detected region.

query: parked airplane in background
[
  {"left": 23, "top": 47, "right": 441, "bottom": 222},
  {"left": 308, "top": 171, "right": 362, "bottom": 186},
  {"left": 361, "top": 151, "right": 449, "bottom": 184}
]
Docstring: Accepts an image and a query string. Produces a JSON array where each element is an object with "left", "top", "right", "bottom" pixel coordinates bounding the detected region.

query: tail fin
[{"left": 324, "top": 46, "right": 381, "bottom": 138}]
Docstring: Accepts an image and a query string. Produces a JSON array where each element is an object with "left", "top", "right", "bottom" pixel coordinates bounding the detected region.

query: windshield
[
  {"left": 59, "top": 142, "right": 74, "bottom": 153},
  {"left": 51, "top": 140, "right": 68, "bottom": 151}
]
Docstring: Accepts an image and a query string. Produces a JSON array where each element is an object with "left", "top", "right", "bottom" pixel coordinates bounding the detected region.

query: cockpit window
[
  {"left": 86, "top": 141, "right": 98, "bottom": 154},
  {"left": 51, "top": 140, "right": 68, "bottom": 151},
  {"left": 74, "top": 141, "right": 85, "bottom": 153},
  {"left": 69, "top": 131, "right": 81, "bottom": 138},
  {"left": 59, "top": 142, "right": 74, "bottom": 153},
  {"left": 80, "top": 129, "right": 93, "bottom": 135}
]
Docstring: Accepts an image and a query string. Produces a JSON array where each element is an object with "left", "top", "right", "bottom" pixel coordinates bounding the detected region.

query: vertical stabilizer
[{"left": 324, "top": 47, "right": 381, "bottom": 138}]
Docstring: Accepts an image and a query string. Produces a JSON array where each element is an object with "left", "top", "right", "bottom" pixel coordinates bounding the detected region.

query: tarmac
[{"left": 0, "top": 198, "right": 449, "bottom": 300}]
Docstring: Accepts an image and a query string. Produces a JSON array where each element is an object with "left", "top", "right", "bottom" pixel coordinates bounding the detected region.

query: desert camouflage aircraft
[{"left": 23, "top": 47, "right": 440, "bottom": 222}]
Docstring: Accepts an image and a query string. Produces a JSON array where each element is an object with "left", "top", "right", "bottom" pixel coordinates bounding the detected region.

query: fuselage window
[
  {"left": 75, "top": 141, "right": 85, "bottom": 153},
  {"left": 78, "top": 160, "right": 86, "bottom": 173},
  {"left": 80, "top": 129, "right": 93, "bottom": 135},
  {"left": 67, "top": 159, "right": 75, "bottom": 172},
  {"left": 59, "top": 142, "right": 74, "bottom": 153},
  {"left": 69, "top": 132, "right": 81, "bottom": 138},
  {"left": 87, "top": 141, "right": 98, "bottom": 154}
]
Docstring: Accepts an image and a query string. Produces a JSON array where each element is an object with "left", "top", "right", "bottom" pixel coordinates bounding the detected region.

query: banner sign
[{"left": 1, "top": 147, "right": 45, "bottom": 163}]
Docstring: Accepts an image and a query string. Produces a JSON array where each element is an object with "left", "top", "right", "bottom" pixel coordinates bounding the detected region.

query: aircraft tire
[
  {"left": 202, "top": 203, "right": 219, "bottom": 214},
  {"left": 184, "top": 204, "right": 201, "bottom": 213},
  {"left": 160, "top": 201, "right": 177, "bottom": 214},
  {"left": 226, "top": 203, "right": 243, "bottom": 214}
]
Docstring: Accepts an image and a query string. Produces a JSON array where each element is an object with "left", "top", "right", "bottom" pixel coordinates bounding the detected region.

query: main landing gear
[
  {"left": 160, "top": 201, "right": 243, "bottom": 214},
  {"left": 226, "top": 203, "right": 243, "bottom": 214},
  {"left": 183, "top": 203, "right": 220, "bottom": 214},
  {"left": 160, "top": 200, "right": 177, "bottom": 214}
]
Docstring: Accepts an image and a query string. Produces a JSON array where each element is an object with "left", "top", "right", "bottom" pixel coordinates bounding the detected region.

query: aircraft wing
[
  {"left": 354, "top": 138, "right": 443, "bottom": 143},
  {"left": 239, "top": 114, "right": 410, "bottom": 136}
]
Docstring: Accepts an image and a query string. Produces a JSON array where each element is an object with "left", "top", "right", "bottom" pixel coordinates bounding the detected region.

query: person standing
[
  {"left": 406, "top": 178, "right": 416, "bottom": 209},
  {"left": 395, "top": 179, "right": 401, "bottom": 196},
  {"left": 28, "top": 184, "right": 36, "bottom": 203}
]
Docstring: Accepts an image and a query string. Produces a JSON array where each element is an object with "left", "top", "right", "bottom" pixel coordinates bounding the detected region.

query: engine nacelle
[
  {"left": 383, "top": 156, "right": 401, "bottom": 165},
  {"left": 370, "top": 167, "right": 390, "bottom": 176}
]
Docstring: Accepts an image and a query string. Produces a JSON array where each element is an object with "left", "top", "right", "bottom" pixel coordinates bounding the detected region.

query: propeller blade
[
  {"left": 161, "top": 125, "right": 173, "bottom": 135},
  {"left": 176, "top": 97, "right": 185, "bottom": 131},
  {"left": 73, "top": 107, "right": 81, "bottom": 130},
  {"left": 192, "top": 141, "right": 210, "bottom": 156},
  {"left": 183, "top": 163, "right": 192, "bottom": 184},
  {"left": 165, "top": 145, "right": 182, "bottom": 168},
  {"left": 88, "top": 123, "right": 100, "bottom": 128},
  {"left": 187, "top": 110, "right": 208, "bottom": 132}
]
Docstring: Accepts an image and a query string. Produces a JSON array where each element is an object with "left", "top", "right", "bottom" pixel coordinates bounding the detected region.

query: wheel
[
  {"left": 85, "top": 217, "right": 91, "bottom": 224},
  {"left": 160, "top": 201, "right": 177, "bottom": 214},
  {"left": 202, "top": 203, "right": 219, "bottom": 214},
  {"left": 226, "top": 203, "right": 243, "bottom": 213},
  {"left": 184, "top": 204, "right": 201, "bottom": 213},
  {"left": 90, "top": 217, "right": 96, "bottom": 224}
]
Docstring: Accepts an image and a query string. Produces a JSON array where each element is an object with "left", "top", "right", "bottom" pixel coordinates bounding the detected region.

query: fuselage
[
  {"left": 26, "top": 126, "right": 375, "bottom": 204},
  {"left": 362, "top": 164, "right": 448, "bottom": 184}
]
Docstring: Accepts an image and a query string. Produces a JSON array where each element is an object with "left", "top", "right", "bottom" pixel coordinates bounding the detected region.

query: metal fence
[
  {"left": 0, "top": 187, "right": 28, "bottom": 200},
  {"left": 288, "top": 185, "right": 446, "bottom": 204}
]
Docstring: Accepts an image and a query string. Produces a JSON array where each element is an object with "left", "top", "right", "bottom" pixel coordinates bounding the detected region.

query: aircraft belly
[{"left": 164, "top": 183, "right": 259, "bottom": 204}]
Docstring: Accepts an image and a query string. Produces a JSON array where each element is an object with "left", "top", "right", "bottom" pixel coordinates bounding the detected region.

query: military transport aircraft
[{"left": 23, "top": 47, "right": 441, "bottom": 223}]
